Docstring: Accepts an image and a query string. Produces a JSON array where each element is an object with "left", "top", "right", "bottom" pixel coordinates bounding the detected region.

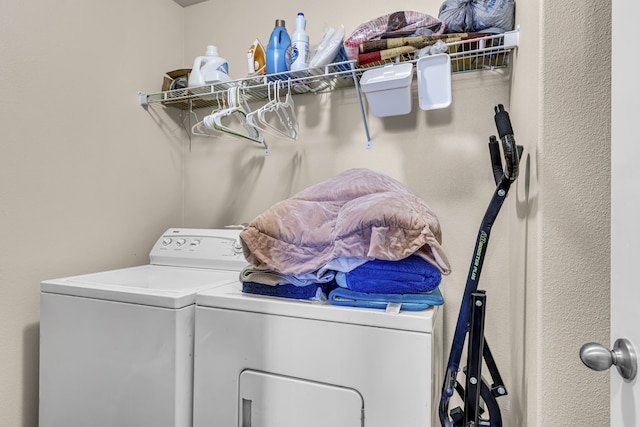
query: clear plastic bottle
[
  {"left": 266, "top": 19, "right": 291, "bottom": 74},
  {"left": 290, "top": 12, "right": 309, "bottom": 71}
]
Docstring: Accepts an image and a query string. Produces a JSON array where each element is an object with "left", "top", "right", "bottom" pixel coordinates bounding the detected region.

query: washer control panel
[{"left": 149, "top": 228, "right": 247, "bottom": 271}]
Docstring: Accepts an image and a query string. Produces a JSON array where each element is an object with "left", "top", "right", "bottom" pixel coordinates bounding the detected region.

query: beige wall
[
  {"left": 535, "top": 1, "right": 611, "bottom": 424},
  {"left": 0, "top": 0, "right": 610, "bottom": 426},
  {"left": 0, "top": 1, "right": 186, "bottom": 425},
  {"left": 183, "top": 1, "right": 518, "bottom": 420}
]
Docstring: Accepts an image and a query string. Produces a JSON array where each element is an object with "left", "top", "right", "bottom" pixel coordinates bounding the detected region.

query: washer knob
[{"left": 232, "top": 238, "right": 243, "bottom": 254}]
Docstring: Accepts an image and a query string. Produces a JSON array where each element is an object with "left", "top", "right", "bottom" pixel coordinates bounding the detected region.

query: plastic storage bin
[
  {"left": 360, "top": 63, "right": 413, "bottom": 117},
  {"left": 417, "top": 53, "right": 452, "bottom": 110}
]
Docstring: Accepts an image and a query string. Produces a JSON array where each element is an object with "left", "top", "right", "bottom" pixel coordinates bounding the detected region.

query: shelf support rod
[{"left": 350, "top": 63, "right": 372, "bottom": 149}]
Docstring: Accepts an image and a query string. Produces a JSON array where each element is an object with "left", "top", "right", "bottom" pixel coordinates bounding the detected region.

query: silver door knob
[{"left": 580, "top": 338, "right": 637, "bottom": 380}]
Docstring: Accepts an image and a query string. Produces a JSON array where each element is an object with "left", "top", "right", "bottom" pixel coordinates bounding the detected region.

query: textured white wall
[
  {"left": 509, "top": 1, "right": 611, "bottom": 425},
  {"left": 537, "top": 1, "right": 611, "bottom": 424}
]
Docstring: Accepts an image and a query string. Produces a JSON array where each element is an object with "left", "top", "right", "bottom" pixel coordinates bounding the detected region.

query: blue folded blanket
[
  {"left": 335, "top": 255, "right": 442, "bottom": 294},
  {"left": 328, "top": 286, "right": 444, "bottom": 311},
  {"left": 242, "top": 281, "right": 337, "bottom": 301}
]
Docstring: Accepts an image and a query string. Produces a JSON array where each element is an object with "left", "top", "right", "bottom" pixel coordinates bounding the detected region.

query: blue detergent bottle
[{"left": 266, "top": 19, "right": 291, "bottom": 74}]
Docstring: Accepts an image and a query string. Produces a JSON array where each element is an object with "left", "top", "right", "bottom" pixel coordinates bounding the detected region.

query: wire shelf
[
  {"left": 139, "top": 29, "right": 518, "bottom": 112},
  {"left": 142, "top": 61, "right": 358, "bottom": 111},
  {"left": 357, "top": 30, "right": 518, "bottom": 72}
]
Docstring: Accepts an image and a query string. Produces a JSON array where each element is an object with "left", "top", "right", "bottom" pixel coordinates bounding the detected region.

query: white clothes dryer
[
  {"left": 39, "top": 228, "right": 247, "bottom": 427},
  {"left": 192, "top": 281, "right": 443, "bottom": 427}
]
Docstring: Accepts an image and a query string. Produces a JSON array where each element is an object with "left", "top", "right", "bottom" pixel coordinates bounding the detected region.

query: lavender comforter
[{"left": 239, "top": 168, "right": 451, "bottom": 276}]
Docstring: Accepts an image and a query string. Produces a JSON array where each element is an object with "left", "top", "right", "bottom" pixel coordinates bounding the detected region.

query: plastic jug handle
[{"left": 192, "top": 56, "right": 204, "bottom": 70}]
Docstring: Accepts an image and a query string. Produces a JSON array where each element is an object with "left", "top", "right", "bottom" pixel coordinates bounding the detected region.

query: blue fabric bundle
[
  {"left": 242, "top": 281, "right": 337, "bottom": 301},
  {"left": 335, "top": 255, "right": 442, "bottom": 294},
  {"left": 329, "top": 286, "right": 444, "bottom": 311}
]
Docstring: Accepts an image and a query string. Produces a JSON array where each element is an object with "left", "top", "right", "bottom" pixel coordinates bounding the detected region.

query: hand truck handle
[{"left": 493, "top": 104, "right": 520, "bottom": 182}]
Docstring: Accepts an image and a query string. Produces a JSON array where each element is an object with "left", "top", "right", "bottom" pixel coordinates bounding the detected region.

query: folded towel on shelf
[
  {"left": 335, "top": 255, "right": 442, "bottom": 294},
  {"left": 240, "top": 265, "right": 336, "bottom": 287},
  {"left": 242, "top": 281, "right": 337, "bottom": 301},
  {"left": 328, "top": 286, "right": 444, "bottom": 311}
]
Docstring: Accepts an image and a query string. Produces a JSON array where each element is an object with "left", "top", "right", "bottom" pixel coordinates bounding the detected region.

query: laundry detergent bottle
[
  {"left": 290, "top": 12, "right": 309, "bottom": 71},
  {"left": 188, "top": 45, "right": 230, "bottom": 87},
  {"left": 266, "top": 19, "right": 291, "bottom": 74}
]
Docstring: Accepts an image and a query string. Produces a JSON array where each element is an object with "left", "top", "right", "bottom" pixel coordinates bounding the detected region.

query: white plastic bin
[
  {"left": 417, "top": 53, "right": 452, "bottom": 110},
  {"left": 360, "top": 63, "right": 413, "bottom": 117}
]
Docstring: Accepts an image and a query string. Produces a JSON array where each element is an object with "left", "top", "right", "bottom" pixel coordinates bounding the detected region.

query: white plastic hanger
[
  {"left": 191, "top": 92, "right": 224, "bottom": 137},
  {"left": 211, "top": 87, "right": 269, "bottom": 154},
  {"left": 246, "top": 81, "right": 278, "bottom": 134},
  {"left": 248, "top": 80, "right": 298, "bottom": 140},
  {"left": 277, "top": 80, "right": 299, "bottom": 139}
]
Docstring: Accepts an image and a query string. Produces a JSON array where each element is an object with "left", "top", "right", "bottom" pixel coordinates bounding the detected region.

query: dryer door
[{"left": 239, "top": 370, "right": 363, "bottom": 427}]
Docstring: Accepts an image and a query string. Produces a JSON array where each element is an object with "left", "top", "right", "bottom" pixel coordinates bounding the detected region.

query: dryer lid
[
  {"left": 196, "top": 282, "right": 438, "bottom": 333},
  {"left": 41, "top": 265, "right": 240, "bottom": 309}
]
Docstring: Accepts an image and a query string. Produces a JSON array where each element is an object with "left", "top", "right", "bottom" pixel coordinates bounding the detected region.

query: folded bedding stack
[
  {"left": 330, "top": 255, "right": 444, "bottom": 311},
  {"left": 239, "top": 265, "right": 338, "bottom": 302},
  {"left": 242, "top": 280, "right": 336, "bottom": 301},
  {"left": 238, "top": 168, "right": 451, "bottom": 310}
]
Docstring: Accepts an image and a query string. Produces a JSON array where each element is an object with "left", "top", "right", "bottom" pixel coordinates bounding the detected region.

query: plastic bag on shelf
[
  {"left": 344, "top": 11, "right": 446, "bottom": 61},
  {"left": 416, "top": 39, "right": 448, "bottom": 58},
  {"left": 438, "top": 0, "right": 515, "bottom": 34},
  {"left": 308, "top": 26, "right": 346, "bottom": 68}
]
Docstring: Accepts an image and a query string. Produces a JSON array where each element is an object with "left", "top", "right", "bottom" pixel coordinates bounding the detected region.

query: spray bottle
[{"left": 290, "top": 12, "right": 309, "bottom": 71}]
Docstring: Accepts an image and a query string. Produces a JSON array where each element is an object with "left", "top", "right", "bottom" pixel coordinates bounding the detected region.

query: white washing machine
[
  {"left": 192, "top": 281, "right": 443, "bottom": 427},
  {"left": 39, "top": 228, "right": 247, "bottom": 427}
]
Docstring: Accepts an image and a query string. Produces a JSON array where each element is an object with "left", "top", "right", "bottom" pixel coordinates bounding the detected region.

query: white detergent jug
[{"left": 188, "top": 45, "right": 231, "bottom": 87}]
